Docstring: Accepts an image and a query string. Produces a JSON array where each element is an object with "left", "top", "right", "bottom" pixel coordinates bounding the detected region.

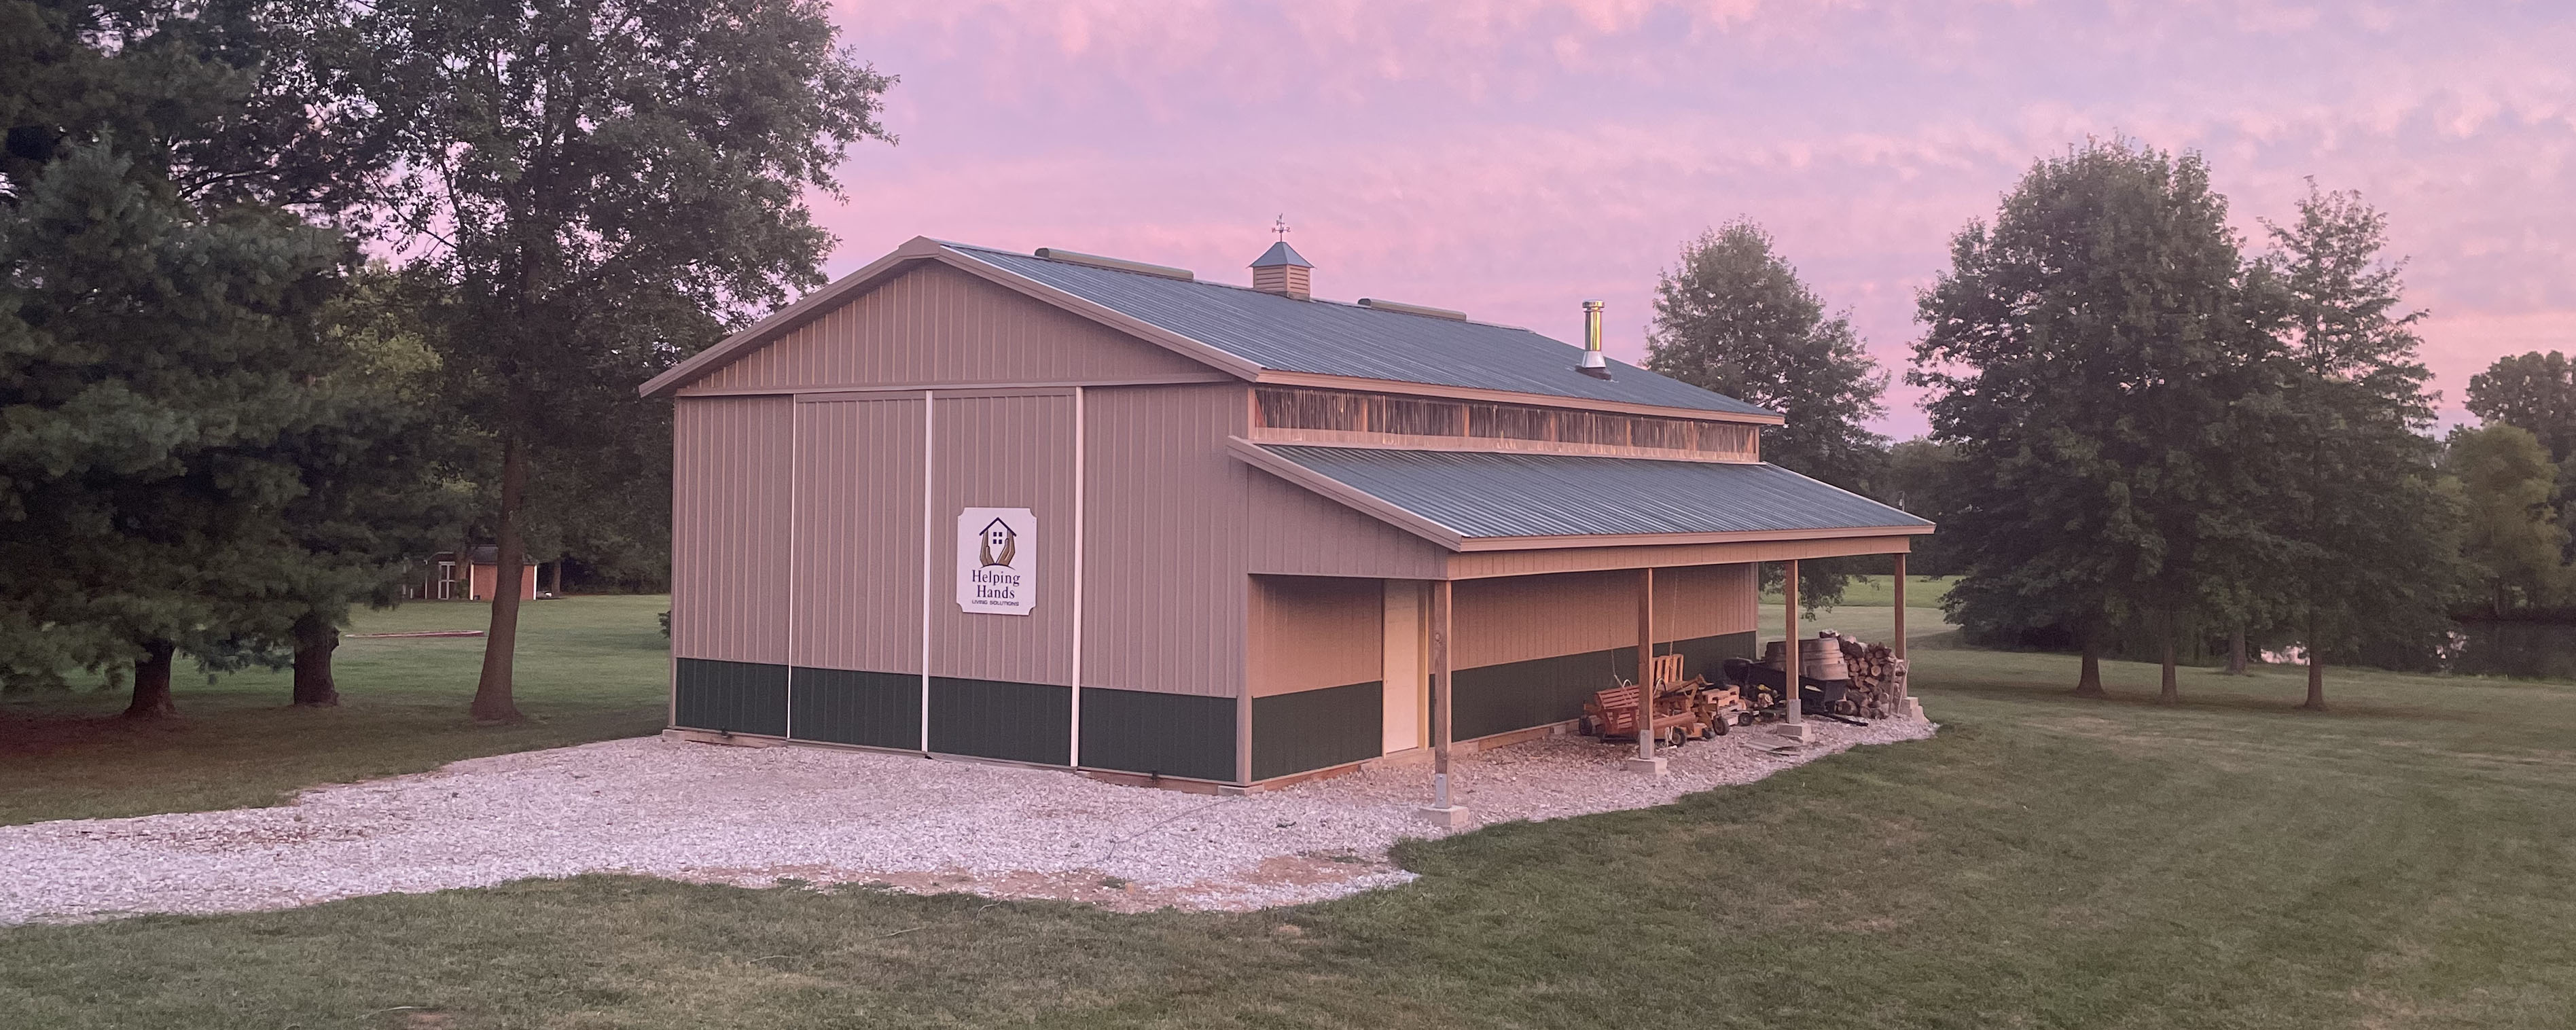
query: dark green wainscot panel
[
  {"left": 1672, "top": 631, "right": 1758, "bottom": 683},
  {"left": 1251, "top": 681, "right": 1382, "bottom": 781},
  {"left": 673, "top": 658, "right": 788, "bottom": 737},
  {"left": 790, "top": 668, "right": 921, "bottom": 750},
  {"left": 1451, "top": 633, "right": 1755, "bottom": 742},
  {"left": 928, "top": 677, "right": 1071, "bottom": 766},
  {"left": 1078, "top": 687, "right": 1236, "bottom": 783},
  {"left": 1452, "top": 650, "right": 1628, "bottom": 743}
]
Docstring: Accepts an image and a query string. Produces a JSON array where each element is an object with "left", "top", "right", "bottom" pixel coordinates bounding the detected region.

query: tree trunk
[
  {"left": 471, "top": 434, "right": 531, "bottom": 723},
  {"left": 2301, "top": 654, "right": 2328, "bottom": 711},
  {"left": 2158, "top": 631, "right": 2181, "bottom": 705},
  {"left": 2074, "top": 633, "right": 2105, "bottom": 697},
  {"left": 124, "top": 640, "right": 177, "bottom": 720},
  {"left": 291, "top": 610, "right": 340, "bottom": 707},
  {"left": 2225, "top": 626, "right": 2249, "bottom": 675},
  {"left": 550, "top": 558, "right": 562, "bottom": 597}
]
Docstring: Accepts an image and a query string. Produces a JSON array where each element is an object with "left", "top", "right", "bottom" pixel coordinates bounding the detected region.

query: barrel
[{"left": 1764, "top": 635, "right": 1850, "bottom": 680}]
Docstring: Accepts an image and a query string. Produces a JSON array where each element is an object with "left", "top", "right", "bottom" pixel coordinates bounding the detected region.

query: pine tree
[
  {"left": 0, "top": 139, "right": 344, "bottom": 715},
  {"left": 1, "top": 1, "right": 429, "bottom": 714},
  {"left": 1647, "top": 219, "right": 1887, "bottom": 608}
]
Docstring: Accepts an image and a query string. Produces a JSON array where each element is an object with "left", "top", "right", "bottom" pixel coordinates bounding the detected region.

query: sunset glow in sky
[{"left": 817, "top": 1, "right": 2575, "bottom": 436}]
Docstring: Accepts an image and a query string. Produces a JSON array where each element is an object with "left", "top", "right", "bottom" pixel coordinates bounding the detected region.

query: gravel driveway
[{"left": 1, "top": 717, "right": 1933, "bottom": 923}]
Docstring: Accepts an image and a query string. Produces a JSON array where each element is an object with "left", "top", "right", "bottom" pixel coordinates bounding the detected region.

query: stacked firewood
[{"left": 1830, "top": 633, "right": 1909, "bottom": 719}]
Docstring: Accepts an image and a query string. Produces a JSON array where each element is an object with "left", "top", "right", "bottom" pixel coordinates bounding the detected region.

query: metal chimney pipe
[{"left": 1579, "top": 300, "right": 1611, "bottom": 378}]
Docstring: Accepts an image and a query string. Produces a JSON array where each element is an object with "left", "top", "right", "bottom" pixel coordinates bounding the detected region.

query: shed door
[
  {"left": 789, "top": 395, "right": 926, "bottom": 676},
  {"left": 1383, "top": 580, "right": 1427, "bottom": 752}
]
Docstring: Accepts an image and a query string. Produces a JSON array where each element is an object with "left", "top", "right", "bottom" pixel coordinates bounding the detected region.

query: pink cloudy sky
[{"left": 814, "top": 0, "right": 2575, "bottom": 437}]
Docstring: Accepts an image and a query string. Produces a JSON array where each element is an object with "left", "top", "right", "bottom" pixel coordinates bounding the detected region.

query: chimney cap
[{"left": 1249, "top": 241, "right": 1312, "bottom": 269}]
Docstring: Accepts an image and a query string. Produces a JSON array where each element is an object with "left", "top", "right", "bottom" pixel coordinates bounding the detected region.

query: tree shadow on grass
[{"left": 1923, "top": 671, "right": 2477, "bottom": 724}]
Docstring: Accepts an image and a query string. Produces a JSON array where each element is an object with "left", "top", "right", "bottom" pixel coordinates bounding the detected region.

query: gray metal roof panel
[
  {"left": 1250, "top": 241, "right": 1312, "bottom": 268},
  {"left": 947, "top": 244, "right": 1775, "bottom": 417},
  {"left": 1253, "top": 445, "right": 1931, "bottom": 539}
]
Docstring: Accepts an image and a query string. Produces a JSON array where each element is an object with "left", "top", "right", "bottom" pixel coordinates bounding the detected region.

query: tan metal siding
[
  {"left": 929, "top": 392, "right": 1078, "bottom": 685},
  {"left": 1452, "top": 565, "right": 1752, "bottom": 670},
  {"left": 1081, "top": 383, "right": 1247, "bottom": 697},
  {"left": 680, "top": 262, "right": 1214, "bottom": 395},
  {"left": 1242, "top": 467, "right": 1447, "bottom": 578},
  {"left": 1656, "top": 563, "right": 1758, "bottom": 641},
  {"left": 791, "top": 395, "right": 925, "bottom": 673},
  {"left": 1247, "top": 576, "right": 1383, "bottom": 698},
  {"left": 671, "top": 395, "right": 793, "bottom": 664},
  {"left": 1452, "top": 571, "right": 1634, "bottom": 671}
]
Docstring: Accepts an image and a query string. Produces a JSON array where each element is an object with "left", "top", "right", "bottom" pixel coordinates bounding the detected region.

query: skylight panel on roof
[
  {"left": 1357, "top": 298, "right": 1467, "bottom": 321},
  {"left": 1031, "top": 247, "right": 1194, "bottom": 281}
]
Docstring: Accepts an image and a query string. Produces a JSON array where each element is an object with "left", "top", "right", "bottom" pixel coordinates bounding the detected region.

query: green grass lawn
[
  {"left": 0, "top": 595, "right": 671, "bottom": 825},
  {"left": 6, "top": 602, "right": 2576, "bottom": 1027},
  {"left": 1764, "top": 573, "right": 1959, "bottom": 609}
]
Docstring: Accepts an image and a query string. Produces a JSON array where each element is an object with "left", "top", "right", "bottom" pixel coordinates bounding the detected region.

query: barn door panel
[{"left": 787, "top": 394, "right": 925, "bottom": 749}]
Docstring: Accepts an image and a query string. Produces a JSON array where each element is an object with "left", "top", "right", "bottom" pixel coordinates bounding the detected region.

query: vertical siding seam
[
  {"left": 668, "top": 404, "right": 683, "bottom": 726},
  {"left": 785, "top": 400, "right": 800, "bottom": 738},
  {"left": 920, "top": 391, "right": 935, "bottom": 753},
  {"left": 1235, "top": 413, "right": 1251, "bottom": 784},
  {"left": 1069, "top": 386, "right": 1087, "bottom": 766}
]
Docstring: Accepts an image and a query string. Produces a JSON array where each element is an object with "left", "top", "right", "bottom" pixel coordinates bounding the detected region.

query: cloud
[{"left": 816, "top": 0, "right": 2576, "bottom": 436}]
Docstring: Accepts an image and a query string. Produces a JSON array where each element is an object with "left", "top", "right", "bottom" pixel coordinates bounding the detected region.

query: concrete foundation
[{"left": 1416, "top": 804, "right": 1475, "bottom": 828}]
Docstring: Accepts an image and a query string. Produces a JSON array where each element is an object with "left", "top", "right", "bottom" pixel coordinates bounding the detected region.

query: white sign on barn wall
[{"left": 956, "top": 508, "right": 1038, "bottom": 615}]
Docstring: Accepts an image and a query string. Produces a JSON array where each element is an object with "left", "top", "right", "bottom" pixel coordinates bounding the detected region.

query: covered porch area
[
  {"left": 1230, "top": 443, "right": 1934, "bottom": 811},
  {"left": 1414, "top": 546, "right": 1924, "bottom": 825}
]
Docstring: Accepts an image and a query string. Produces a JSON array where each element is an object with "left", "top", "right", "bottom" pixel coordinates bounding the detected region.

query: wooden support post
[
  {"left": 1893, "top": 552, "right": 1908, "bottom": 662},
  {"left": 1420, "top": 580, "right": 1471, "bottom": 825},
  {"left": 1779, "top": 558, "right": 1811, "bottom": 744},
  {"left": 1628, "top": 567, "right": 1665, "bottom": 775}
]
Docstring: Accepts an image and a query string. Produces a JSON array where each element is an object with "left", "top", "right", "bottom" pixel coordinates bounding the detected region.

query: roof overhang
[{"left": 1230, "top": 438, "right": 1931, "bottom": 554}]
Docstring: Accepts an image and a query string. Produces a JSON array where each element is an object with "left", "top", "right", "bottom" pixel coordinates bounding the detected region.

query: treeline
[
  {"left": 2446, "top": 355, "right": 2576, "bottom": 618},
  {"left": 0, "top": 0, "right": 893, "bottom": 717},
  {"left": 1649, "top": 140, "right": 2470, "bottom": 707}
]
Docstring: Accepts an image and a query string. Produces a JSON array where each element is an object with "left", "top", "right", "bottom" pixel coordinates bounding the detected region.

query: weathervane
[{"left": 1272, "top": 214, "right": 1291, "bottom": 241}]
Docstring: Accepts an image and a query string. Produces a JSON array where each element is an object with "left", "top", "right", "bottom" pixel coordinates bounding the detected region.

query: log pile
[{"left": 1829, "top": 633, "right": 1908, "bottom": 719}]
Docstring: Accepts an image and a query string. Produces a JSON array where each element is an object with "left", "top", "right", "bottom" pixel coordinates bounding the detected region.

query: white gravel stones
[{"left": 1, "top": 717, "right": 1933, "bottom": 923}]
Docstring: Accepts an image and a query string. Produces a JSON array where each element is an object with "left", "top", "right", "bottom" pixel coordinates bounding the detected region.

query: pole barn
[{"left": 640, "top": 236, "right": 1931, "bottom": 799}]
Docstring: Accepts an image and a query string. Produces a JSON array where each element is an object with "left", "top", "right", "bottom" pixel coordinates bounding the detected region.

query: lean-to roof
[{"left": 1232, "top": 442, "right": 1931, "bottom": 552}]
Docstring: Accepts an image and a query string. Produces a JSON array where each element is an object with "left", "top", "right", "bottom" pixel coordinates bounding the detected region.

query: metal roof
[
  {"left": 946, "top": 244, "right": 1776, "bottom": 419},
  {"left": 1249, "top": 241, "right": 1312, "bottom": 268},
  {"left": 1244, "top": 444, "right": 1931, "bottom": 546}
]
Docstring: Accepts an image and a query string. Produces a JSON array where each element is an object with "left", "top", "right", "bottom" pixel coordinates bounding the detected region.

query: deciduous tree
[
  {"left": 2467, "top": 353, "right": 2576, "bottom": 464},
  {"left": 2445, "top": 424, "right": 2566, "bottom": 617},
  {"left": 1912, "top": 139, "right": 2279, "bottom": 700},
  {"left": 2254, "top": 184, "right": 2461, "bottom": 711},
  {"left": 1880, "top": 438, "right": 1965, "bottom": 577},
  {"left": 1648, "top": 219, "right": 1887, "bottom": 608},
  {"left": 347, "top": 0, "right": 896, "bottom": 721}
]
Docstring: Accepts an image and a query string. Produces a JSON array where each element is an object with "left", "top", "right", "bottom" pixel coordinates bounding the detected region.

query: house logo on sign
[
  {"left": 956, "top": 507, "right": 1037, "bottom": 615},
  {"left": 977, "top": 519, "right": 1016, "bottom": 569}
]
